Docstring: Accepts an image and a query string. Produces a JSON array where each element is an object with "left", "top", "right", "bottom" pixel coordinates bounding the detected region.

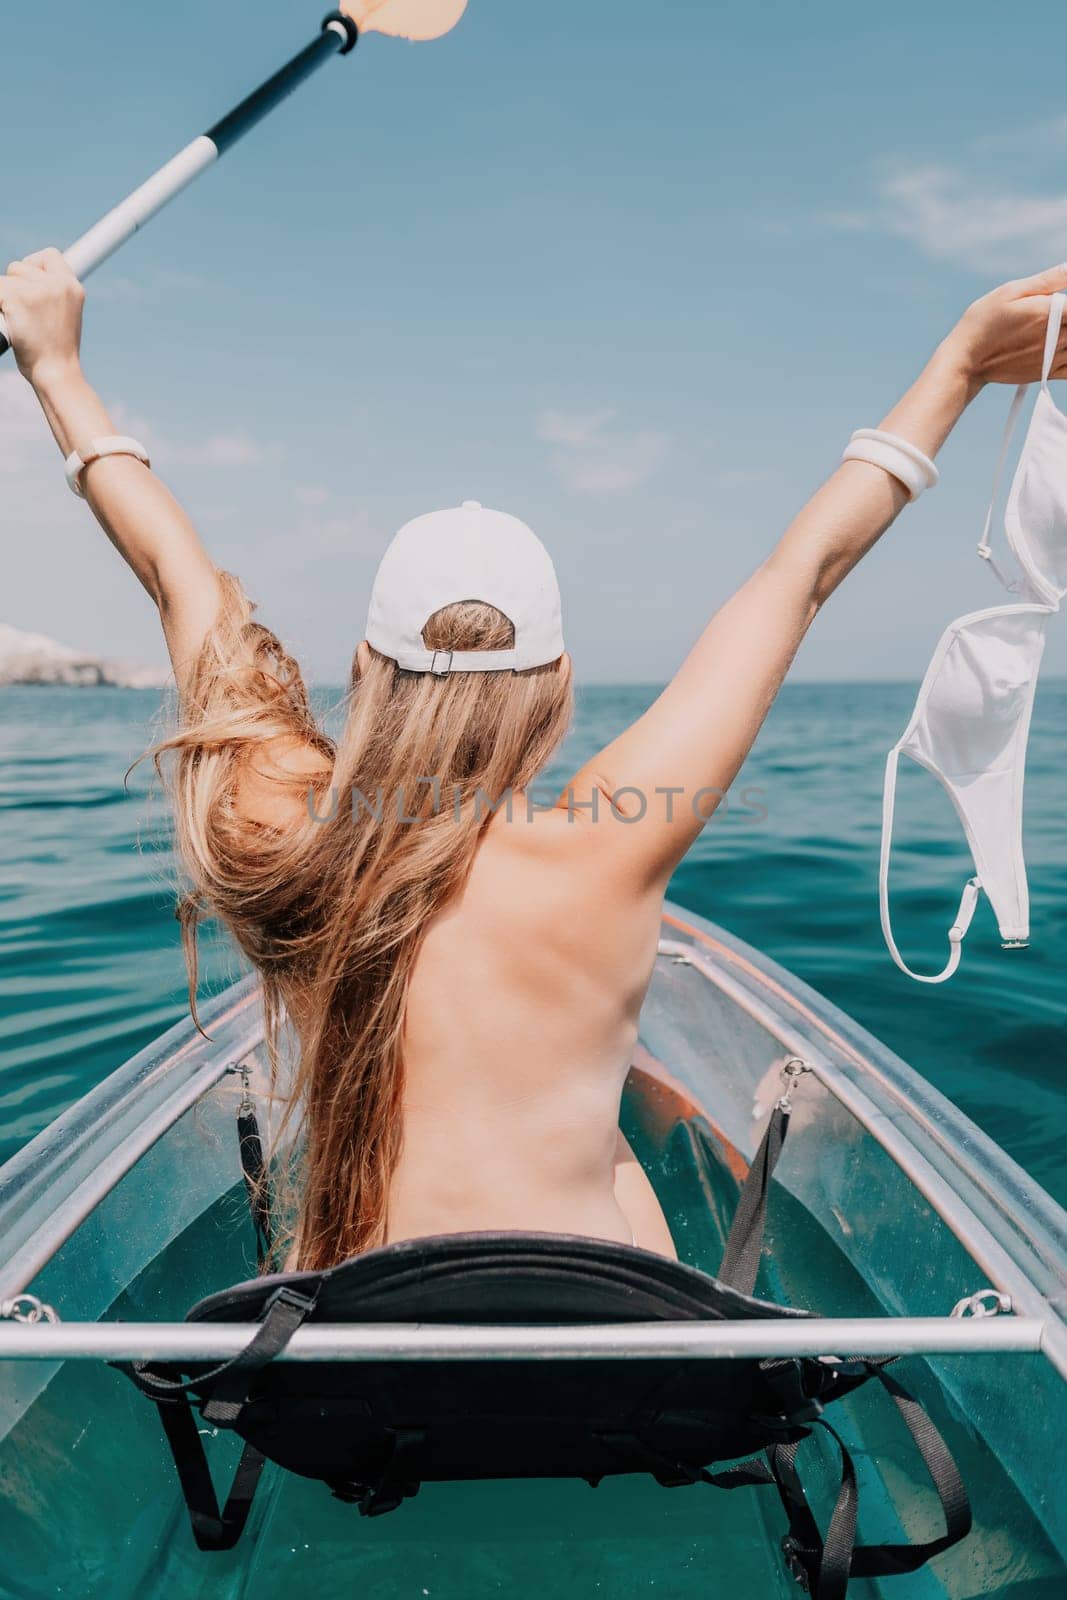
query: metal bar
[
  {"left": 0, "top": 15, "right": 356, "bottom": 355},
  {"left": 0, "top": 1317, "right": 1047, "bottom": 1363}
]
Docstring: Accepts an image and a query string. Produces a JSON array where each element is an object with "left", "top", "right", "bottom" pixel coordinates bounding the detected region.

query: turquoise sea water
[{"left": 1, "top": 681, "right": 1064, "bottom": 1204}]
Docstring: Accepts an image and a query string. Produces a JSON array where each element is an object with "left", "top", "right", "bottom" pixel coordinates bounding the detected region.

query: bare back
[{"left": 386, "top": 793, "right": 678, "bottom": 1255}]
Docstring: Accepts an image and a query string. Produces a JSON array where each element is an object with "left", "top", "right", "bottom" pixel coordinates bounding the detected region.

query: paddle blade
[{"left": 340, "top": 0, "right": 468, "bottom": 40}]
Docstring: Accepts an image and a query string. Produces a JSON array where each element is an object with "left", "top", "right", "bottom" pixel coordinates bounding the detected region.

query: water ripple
[{"left": 1, "top": 681, "right": 1065, "bottom": 1203}]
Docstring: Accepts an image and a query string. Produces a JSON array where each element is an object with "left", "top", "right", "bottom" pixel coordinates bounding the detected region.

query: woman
[{"left": 3, "top": 250, "right": 1065, "bottom": 1270}]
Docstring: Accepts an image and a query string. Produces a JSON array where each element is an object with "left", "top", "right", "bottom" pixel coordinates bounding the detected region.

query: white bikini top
[{"left": 880, "top": 293, "right": 1066, "bottom": 983}]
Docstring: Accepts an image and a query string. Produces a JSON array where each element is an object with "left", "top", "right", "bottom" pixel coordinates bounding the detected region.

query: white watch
[{"left": 64, "top": 435, "right": 151, "bottom": 498}]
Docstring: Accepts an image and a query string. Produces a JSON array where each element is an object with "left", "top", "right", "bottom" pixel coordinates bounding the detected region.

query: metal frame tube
[
  {"left": 0, "top": 14, "right": 357, "bottom": 355},
  {"left": 0, "top": 1316, "right": 1047, "bottom": 1363}
]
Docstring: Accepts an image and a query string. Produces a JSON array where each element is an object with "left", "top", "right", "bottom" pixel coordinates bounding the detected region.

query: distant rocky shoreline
[{"left": 0, "top": 623, "right": 171, "bottom": 689}]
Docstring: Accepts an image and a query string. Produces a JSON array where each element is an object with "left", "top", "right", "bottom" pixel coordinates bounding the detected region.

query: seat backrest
[
  {"left": 182, "top": 1233, "right": 829, "bottom": 1491},
  {"left": 189, "top": 1230, "right": 811, "bottom": 1326}
]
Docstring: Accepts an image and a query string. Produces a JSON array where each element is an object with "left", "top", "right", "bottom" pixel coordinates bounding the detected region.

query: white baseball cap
[{"left": 365, "top": 500, "right": 565, "bottom": 675}]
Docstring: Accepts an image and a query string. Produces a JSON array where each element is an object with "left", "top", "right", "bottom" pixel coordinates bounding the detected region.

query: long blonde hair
[{"left": 155, "top": 572, "right": 573, "bottom": 1269}]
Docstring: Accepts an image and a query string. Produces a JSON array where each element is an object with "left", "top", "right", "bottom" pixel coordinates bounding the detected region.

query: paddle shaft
[{"left": 0, "top": 12, "right": 358, "bottom": 358}]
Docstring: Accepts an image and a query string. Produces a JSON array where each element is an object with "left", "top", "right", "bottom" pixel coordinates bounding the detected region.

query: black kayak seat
[{"left": 186, "top": 1231, "right": 825, "bottom": 1489}]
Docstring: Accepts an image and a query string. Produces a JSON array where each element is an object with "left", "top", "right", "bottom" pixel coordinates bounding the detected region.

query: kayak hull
[{"left": 0, "top": 902, "right": 1064, "bottom": 1596}]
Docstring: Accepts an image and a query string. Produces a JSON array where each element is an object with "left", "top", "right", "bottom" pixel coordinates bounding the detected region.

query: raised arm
[
  {"left": 1, "top": 248, "right": 332, "bottom": 835},
  {"left": 568, "top": 264, "right": 1067, "bottom": 891},
  {"left": 0, "top": 249, "right": 221, "bottom": 699}
]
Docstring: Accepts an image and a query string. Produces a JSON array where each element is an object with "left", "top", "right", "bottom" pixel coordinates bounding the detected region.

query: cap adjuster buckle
[{"left": 430, "top": 650, "right": 454, "bottom": 676}]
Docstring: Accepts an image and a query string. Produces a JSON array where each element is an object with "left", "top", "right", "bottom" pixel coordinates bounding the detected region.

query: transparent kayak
[{"left": 0, "top": 900, "right": 1064, "bottom": 1598}]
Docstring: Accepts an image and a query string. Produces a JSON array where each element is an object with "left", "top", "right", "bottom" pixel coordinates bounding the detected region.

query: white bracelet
[
  {"left": 64, "top": 435, "right": 151, "bottom": 499},
  {"left": 841, "top": 428, "right": 939, "bottom": 502}
]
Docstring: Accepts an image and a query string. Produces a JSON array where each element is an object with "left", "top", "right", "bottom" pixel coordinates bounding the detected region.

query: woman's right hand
[
  {"left": 0, "top": 247, "right": 84, "bottom": 386},
  {"left": 945, "top": 262, "right": 1067, "bottom": 391}
]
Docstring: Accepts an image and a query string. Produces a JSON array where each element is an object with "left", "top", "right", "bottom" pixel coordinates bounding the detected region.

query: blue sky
[{"left": 3, "top": 0, "right": 1067, "bottom": 682}]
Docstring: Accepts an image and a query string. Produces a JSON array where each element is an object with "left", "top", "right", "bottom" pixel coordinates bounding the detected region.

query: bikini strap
[
  {"left": 976, "top": 384, "right": 1028, "bottom": 592},
  {"left": 879, "top": 746, "right": 982, "bottom": 984},
  {"left": 1041, "top": 291, "right": 1065, "bottom": 387}
]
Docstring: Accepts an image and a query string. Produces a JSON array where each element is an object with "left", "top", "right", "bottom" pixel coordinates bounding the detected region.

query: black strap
[
  {"left": 356, "top": 1428, "right": 427, "bottom": 1517},
  {"left": 594, "top": 1431, "right": 775, "bottom": 1491},
  {"left": 124, "top": 1286, "right": 317, "bottom": 1409},
  {"left": 717, "top": 1102, "right": 789, "bottom": 1295},
  {"left": 238, "top": 1102, "right": 273, "bottom": 1269},
  {"left": 201, "top": 1288, "right": 316, "bottom": 1426},
  {"left": 153, "top": 1384, "right": 268, "bottom": 1551},
  {"left": 768, "top": 1369, "right": 972, "bottom": 1598},
  {"left": 120, "top": 1286, "right": 317, "bottom": 1551},
  {"left": 848, "top": 1371, "right": 971, "bottom": 1576},
  {"left": 771, "top": 1433, "right": 828, "bottom": 1590}
]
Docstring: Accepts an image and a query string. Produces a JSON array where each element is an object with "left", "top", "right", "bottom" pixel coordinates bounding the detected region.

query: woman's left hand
[
  {"left": 945, "top": 262, "right": 1067, "bottom": 391},
  {"left": 0, "top": 247, "right": 84, "bottom": 386}
]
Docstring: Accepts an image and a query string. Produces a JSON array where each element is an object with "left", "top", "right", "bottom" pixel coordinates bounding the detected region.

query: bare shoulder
[
  {"left": 481, "top": 782, "right": 666, "bottom": 941},
  {"left": 504, "top": 772, "right": 673, "bottom": 899},
  {"left": 487, "top": 778, "right": 629, "bottom": 869}
]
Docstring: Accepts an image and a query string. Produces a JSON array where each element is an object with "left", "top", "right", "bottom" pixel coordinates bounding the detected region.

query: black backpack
[{"left": 120, "top": 1100, "right": 971, "bottom": 1597}]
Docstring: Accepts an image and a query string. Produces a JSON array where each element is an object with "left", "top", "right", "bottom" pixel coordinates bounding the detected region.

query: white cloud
[
  {"left": 105, "top": 399, "right": 166, "bottom": 457},
  {"left": 971, "top": 114, "right": 1067, "bottom": 156},
  {"left": 536, "top": 407, "right": 668, "bottom": 494},
  {"left": 824, "top": 115, "right": 1067, "bottom": 275},
  {"left": 0, "top": 371, "right": 52, "bottom": 453},
  {"left": 156, "top": 269, "right": 211, "bottom": 295},
  {"left": 537, "top": 409, "right": 616, "bottom": 450},
  {"left": 0, "top": 377, "right": 272, "bottom": 483},
  {"left": 178, "top": 431, "right": 268, "bottom": 468},
  {"left": 0, "top": 375, "right": 97, "bottom": 630},
  {"left": 1, "top": 373, "right": 290, "bottom": 666},
  {"left": 261, "top": 511, "right": 378, "bottom": 569},
  {"left": 107, "top": 405, "right": 273, "bottom": 471},
  {"left": 853, "top": 165, "right": 1067, "bottom": 273},
  {"left": 90, "top": 275, "right": 156, "bottom": 306},
  {"left": 295, "top": 484, "right": 331, "bottom": 507}
]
